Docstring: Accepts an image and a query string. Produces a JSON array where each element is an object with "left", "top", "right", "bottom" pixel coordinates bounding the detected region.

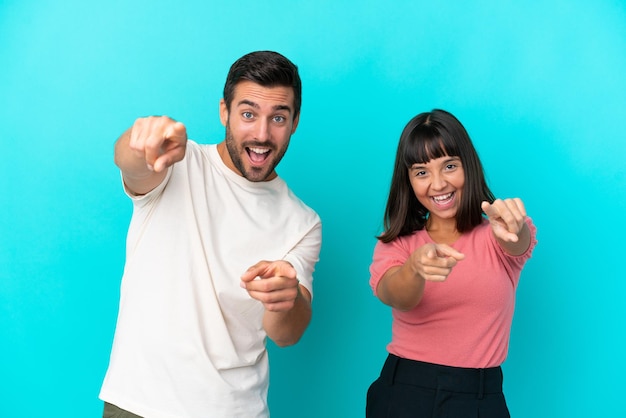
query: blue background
[{"left": 1, "top": 0, "right": 625, "bottom": 416}]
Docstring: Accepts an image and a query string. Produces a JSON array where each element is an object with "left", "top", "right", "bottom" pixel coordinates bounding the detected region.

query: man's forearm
[{"left": 263, "top": 285, "right": 312, "bottom": 347}]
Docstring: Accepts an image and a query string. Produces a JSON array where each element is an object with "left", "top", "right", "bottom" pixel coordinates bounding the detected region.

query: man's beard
[{"left": 224, "top": 124, "right": 290, "bottom": 182}]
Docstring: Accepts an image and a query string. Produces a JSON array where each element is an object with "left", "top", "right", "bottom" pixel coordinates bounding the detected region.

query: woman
[{"left": 366, "top": 109, "right": 537, "bottom": 418}]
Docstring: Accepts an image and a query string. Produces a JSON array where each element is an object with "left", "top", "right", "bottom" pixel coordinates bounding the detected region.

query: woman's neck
[{"left": 425, "top": 217, "right": 460, "bottom": 245}]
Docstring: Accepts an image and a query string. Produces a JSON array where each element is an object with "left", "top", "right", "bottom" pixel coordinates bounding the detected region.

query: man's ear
[
  {"left": 219, "top": 99, "right": 228, "bottom": 127},
  {"left": 291, "top": 112, "right": 300, "bottom": 134}
]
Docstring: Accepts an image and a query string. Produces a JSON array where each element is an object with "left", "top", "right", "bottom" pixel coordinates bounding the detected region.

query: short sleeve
[
  {"left": 369, "top": 238, "right": 412, "bottom": 296},
  {"left": 283, "top": 221, "right": 322, "bottom": 300}
]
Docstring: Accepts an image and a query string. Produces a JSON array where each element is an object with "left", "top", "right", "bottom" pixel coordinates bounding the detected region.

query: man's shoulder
[
  {"left": 178, "top": 141, "right": 219, "bottom": 170},
  {"left": 282, "top": 186, "right": 321, "bottom": 225},
  {"left": 186, "top": 140, "right": 216, "bottom": 153}
]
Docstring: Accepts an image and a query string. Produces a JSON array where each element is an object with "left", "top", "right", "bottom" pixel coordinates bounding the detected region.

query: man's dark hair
[{"left": 223, "top": 51, "right": 302, "bottom": 119}]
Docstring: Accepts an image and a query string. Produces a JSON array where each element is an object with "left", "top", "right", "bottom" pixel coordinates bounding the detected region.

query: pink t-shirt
[{"left": 370, "top": 218, "right": 537, "bottom": 368}]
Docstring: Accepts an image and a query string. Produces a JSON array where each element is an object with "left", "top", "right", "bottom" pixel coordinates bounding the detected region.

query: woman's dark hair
[
  {"left": 223, "top": 51, "right": 302, "bottom": 120},
  {"left": 378, "top": 109, "right": 494, "bottom": 243}
]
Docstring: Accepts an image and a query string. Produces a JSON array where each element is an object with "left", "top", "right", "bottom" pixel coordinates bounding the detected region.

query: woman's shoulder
[{"left": 377, "top": 228, "right": 430, "bottom": 252}]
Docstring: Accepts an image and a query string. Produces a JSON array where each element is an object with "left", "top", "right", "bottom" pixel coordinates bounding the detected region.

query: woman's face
[{"left": 408, "top": 155, "right": 465, "bottom": 222}]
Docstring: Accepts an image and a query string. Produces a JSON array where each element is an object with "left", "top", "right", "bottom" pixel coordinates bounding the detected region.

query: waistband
[{"left": 381, "top": 354, "right": 504, "bottom": 398}]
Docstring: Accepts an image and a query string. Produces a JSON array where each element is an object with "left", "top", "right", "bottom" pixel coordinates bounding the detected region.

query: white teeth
[
  {"left": 433, "top": 193, "right": 453, "bottom": 202},
  {"left": 249, "top": 147, "right": 269, "bottom": 154}
]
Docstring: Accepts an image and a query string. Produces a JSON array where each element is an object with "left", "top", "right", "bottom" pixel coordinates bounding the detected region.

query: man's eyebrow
[
  {"left": 273, "top": 104, "right": 292, "bottom": 113},
  {"left": 236, "top": 99, "right": 292, "bottom": 113},
  {"left": 237, "top": 99, "right": 259, "bottom": 109}
]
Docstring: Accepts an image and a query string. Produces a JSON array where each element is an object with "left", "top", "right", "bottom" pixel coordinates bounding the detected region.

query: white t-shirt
[{"left": 100, "top": 141, "right": 322, "bottom": 418}]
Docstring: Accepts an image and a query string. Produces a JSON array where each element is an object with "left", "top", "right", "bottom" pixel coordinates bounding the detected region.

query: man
[{"left": 100, "top": 51, "right": 322, "bottom": 418}]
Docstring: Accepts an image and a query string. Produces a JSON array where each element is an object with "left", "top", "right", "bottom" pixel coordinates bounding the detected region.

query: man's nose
[{"left": 254, "top": 119, "right": 270, "bottom": 141}]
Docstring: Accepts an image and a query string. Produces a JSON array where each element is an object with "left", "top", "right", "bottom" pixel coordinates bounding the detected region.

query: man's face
[{"left": 219, "top": 80, "right": 299, "bottom": 182}]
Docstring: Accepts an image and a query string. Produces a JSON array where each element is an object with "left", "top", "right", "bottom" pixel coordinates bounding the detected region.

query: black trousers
[
  {"left": 366, "top": 354, "right": 510, "bottom": 418},
  {"left": 102, "top": 402, "right": 143, "bottom": 418}
]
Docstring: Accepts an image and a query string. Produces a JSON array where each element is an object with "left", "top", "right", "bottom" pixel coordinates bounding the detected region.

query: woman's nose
[{"left": 431, "top": 173, "right": 447, "bottom": 190}]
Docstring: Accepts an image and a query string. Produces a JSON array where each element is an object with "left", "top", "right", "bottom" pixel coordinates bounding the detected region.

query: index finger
[
  {"left": 508, "top": 197, "right": 527, "bottom": 218},
  {"left": 152, "top": 122, "right": 187, "bottom": 172},
  {"left": 241, "top": 261, "right": 271, "bottom": 282},
  {"left": 139, "top": 117, "right": 184, "bottom": 170},
  {"left": 481, "top": 200, "right": 497, "bottom": 218},
  {"left": 167, "top": 121, "right": 187, "bottom": 140},
  {"left": 435, "top": 244, "right": 465, "bottom": 261},
  {"left": 143, "top": 119, "right": 178, "bottom": 169}
]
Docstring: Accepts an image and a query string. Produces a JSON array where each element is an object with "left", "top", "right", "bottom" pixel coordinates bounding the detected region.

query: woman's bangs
[{"left": 404, "top": 131, "right": 456, "bottom": 167}]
